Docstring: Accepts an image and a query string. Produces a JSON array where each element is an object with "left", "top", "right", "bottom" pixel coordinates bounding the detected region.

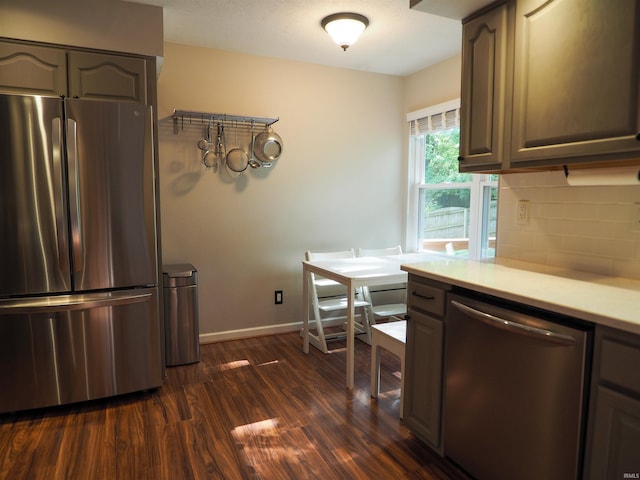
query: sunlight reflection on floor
[
  {"left": 212, "top": 359, "right": 250, "bottom": 371},
  {"left": 230, "top": 417, "right": 316, "bottom": 476}
]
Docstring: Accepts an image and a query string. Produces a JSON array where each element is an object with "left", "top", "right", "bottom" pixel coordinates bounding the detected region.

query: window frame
[{"left": 406, "top": 99, "right": 498, "bottom": 259}]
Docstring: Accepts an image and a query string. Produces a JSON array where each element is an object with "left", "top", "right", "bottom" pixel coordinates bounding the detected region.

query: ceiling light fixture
[{"left": 321, "top": 12, "right": 369, "bottom": 51}]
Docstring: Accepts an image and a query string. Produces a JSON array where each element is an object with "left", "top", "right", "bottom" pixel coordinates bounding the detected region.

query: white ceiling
[{"left": 129, "top": 0, "right": 485, "bottom": 77}]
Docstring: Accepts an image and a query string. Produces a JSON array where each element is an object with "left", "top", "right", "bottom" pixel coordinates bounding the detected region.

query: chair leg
[
  {"left": 309, "top": 301, "right": 329, "bottom": 354},
  {"left": 399, "top": 353, "right": 405, "bottom": 418},
  {"left": 307, "top": 332, "right": 329, "bottom": 354},
  {"left": 370, "top": 343, "right": 380, "bottom": 398},
  {"left": 355, "top": 302, "right": 373, "bottom": 345}
]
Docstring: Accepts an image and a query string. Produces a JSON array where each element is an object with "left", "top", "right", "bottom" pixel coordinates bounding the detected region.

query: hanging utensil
[
  {"left": 214, "top": 123, "right": 226, "bottom": 164},
  {"left": 248, "top": 121, "right": 261, "bottom": 169},
  {"left": 202, "top": 122, "right": 217, "bottom": 169},
  {"left": 197, "top": 123, "right": 211, "bottom": 151}
]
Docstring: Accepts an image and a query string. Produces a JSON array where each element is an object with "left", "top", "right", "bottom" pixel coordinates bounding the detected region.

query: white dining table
[{"left": 301, "top": 253, "right": 431, "bottom": 390}]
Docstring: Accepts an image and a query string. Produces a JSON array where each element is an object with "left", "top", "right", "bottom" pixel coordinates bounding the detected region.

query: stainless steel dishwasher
[{"left": 444, "top": 292, "right": 592, "bottom": 480}]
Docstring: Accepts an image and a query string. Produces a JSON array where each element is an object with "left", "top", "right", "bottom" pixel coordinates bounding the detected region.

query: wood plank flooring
[{"left": 0, "top": 332, "right": 464, "bottom": 479}]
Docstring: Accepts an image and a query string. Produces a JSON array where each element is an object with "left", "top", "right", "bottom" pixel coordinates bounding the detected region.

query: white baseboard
[
  {"left": 199, "top": 321, "right": 303, "bottom": 344},
  {"left": 198, "top": 315, "right": 361, "bottom": 344}
]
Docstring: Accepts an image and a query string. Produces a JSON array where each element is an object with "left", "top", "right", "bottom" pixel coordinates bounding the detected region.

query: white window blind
[{"left": 409, "top": 107, "right": 460, "bottom": 136}]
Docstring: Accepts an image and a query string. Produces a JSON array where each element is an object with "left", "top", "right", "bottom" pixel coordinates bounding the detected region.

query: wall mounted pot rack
[
  {"left": 171, "top": 109, "right": 282, "bottom": 174},
  {"left": 172, "top": 109, "right": 279, "bottom": 134}
]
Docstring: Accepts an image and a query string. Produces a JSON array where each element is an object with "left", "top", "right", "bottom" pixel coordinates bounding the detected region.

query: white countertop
[{"left": 401, "top": 255, "right": 640, "bottom": 335}]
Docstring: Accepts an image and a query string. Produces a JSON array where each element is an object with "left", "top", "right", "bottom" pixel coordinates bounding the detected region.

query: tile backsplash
[{"left": 497, "top": 170, "right": 640, "bottom": 279}]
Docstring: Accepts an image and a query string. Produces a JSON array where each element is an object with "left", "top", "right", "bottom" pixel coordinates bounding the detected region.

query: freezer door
[
  {"left": 0, "top": 287, "right": 162, "bottom": 413},
  {"left": 0, "top": 94, "right": 71, "bottom": 296},
  {"left": 65, "top": 98, "right": 157, "bottom": 291}
]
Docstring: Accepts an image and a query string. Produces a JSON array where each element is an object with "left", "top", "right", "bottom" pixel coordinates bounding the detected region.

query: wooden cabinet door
[
  {"left": 510, "top": 0, "right": 640, "bottom": 167},
  {"left": 586, "top": 387, "right": 640, "bottom": 479},
  {"left": 0, "top": 42, "right": 67, "bottom": 96},
  {"left": 68, "top": 51, "right": 147, "bottom": 103},
  {"left": 403, "top": 308, "right": 443, "bottom": 449},
  {"left": 459, "top": 2, "right": 512, "bottom": 172}
]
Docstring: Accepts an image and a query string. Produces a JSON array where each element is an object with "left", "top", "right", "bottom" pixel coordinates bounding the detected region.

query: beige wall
[
  {"left": 157, "top": 43, "right": 405, "bottom": 339},
  {"left": 403, "top": 54, "right": 461, "bottom": 113},
  {"left": 0, "top": 0, "right": 163, "bottom": 57}
]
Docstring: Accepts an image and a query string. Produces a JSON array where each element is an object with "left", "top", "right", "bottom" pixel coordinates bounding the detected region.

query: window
[{"left": 407, "top": 100, "right": 498, "bottom": 259}]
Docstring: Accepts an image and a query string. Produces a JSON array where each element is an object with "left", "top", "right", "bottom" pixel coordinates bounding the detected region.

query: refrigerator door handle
[
  {"left": 66, "top": 118, "right": 84, "bottom": 273},
  {"left": 0, "top": 290, "right": 153, "bottom": 314},
  {"left": 51, "top": 117, "right": 70, "bottom": 273}
]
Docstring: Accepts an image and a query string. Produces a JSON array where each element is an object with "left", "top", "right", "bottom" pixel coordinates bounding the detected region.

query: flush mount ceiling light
[{"left": 321, "top": 12, "right": 369, "bottom": 51}]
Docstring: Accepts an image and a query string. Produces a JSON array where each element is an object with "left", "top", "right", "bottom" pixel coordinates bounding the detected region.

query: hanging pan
[
  {"left": 253, "top": 126, "right": 283, "bottom": 165},
  {"left": 226, "top": 123, "right": 249, "bottom": 173}
]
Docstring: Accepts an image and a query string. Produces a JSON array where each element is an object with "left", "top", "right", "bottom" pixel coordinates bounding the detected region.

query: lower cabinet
[
  {"left": 403, "top": 274, "right": 448, "bottom": 451},
  {"left": 584, "top": 326, "right": 640, "bottom": 479},
  {"left": 403, "top": 274, "right": 640, "bottom": 476},
  {"left": 403, "top": 308, "right": 444, "bottom": 449}
]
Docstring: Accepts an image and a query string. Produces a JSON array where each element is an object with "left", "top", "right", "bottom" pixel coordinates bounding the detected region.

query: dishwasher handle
[{"left": 450, "top": 300, "right": 577, "bottom": 345}]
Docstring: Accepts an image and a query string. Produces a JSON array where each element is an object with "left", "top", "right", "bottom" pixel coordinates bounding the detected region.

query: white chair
[
  {"left": 356, "top": 246, "right": 407, "bottom": 323},
  {"left": 304, "top": 249, "right": 373, "bottom": 354},
  {"left": 370, "top": 320, "right": 406, "bottom": 418}
]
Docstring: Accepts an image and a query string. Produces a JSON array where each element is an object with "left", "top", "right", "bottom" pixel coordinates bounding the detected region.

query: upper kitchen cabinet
[
  {"left": 0, "top": 40, "right": 148, "bottom": 104},
  {"left": 68, "top": 51, "right": 147, "bottom": 104},
  {"left": 459, "top": 1, "right": 513, "bottom": 172},
  {"left": 460, "top": 0, "right": 640, "bottom": 172},
  {"left": 510, "top": 0, "right": 640, "bottom": 168},
  {"left": 0, "top": 43, "right": 66, "bottom": 96}
]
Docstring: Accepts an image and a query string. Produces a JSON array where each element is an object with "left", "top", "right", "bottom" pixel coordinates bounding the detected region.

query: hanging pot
[{"left": 253, "top": 126, "right": 283, "bottom": 163}]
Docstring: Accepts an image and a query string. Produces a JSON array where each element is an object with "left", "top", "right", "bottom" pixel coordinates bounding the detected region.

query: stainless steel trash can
[{"left": 163, "top": 264, "right": 200, "bottom": 366}]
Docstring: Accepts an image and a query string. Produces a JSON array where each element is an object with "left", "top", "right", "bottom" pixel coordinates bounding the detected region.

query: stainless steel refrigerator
[{"left": 0, "top": 93, "right": 162, "bottom": 413}]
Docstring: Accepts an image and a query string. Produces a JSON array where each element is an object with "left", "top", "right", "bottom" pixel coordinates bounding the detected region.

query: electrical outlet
[
  {"left": 274, "top": 290, "right": 283, "bottom": 304},
  {"left": 632, "top": 203, "right": 640, "bottom": 232},
  {"left": 517, "top": 200, "right": 530, "bottom": 225}
]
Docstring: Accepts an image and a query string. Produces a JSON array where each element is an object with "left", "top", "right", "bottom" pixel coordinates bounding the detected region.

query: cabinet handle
[
  {"left": 457, "top": 155, "right": 464, "bottom": 162},
  {"left": 636, "top": 132, "right": 640, "bottom": 141},
  {"left": 412, "top": 291, "right": 435, "bottom": 301}
]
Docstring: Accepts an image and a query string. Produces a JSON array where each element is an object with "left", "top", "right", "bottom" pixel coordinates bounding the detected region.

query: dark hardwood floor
[{"left": 0, "top": 332, "right": 463, "bottom": 479}]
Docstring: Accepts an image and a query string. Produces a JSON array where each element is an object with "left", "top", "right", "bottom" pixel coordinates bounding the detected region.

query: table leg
[
  {"left": 346, "top": 281, "right": 355, "bottom": 390},
  {"left": 302, "top": 267, "right": 310, "bottom": 354}
]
